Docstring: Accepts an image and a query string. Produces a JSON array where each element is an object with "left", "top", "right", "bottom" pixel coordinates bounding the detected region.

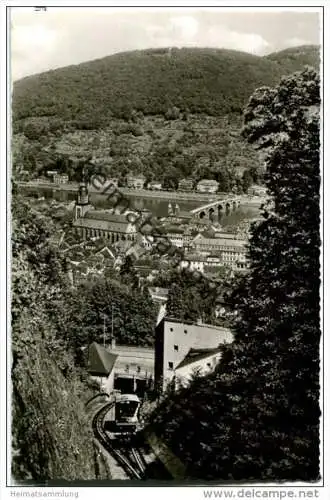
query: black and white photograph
[{"left": 1, "top": 1, "right": 328, "bottom": 496}]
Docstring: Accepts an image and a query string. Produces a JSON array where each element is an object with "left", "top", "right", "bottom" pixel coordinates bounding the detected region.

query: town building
[
  {"left": 165, "top": 227, "right": 185, "bottom": 248},
  {"left": 180, "top": 253, "right": 206, "bottom": 273},
  {"left": 53, "top": 173, "right": 69, "bottom": 184},
  {"left": 155, "top": 318, "right": 233, "bottom": 393},
  {"left": 47, "top": 170, "right": 58, "bottom": 178},
  {"left": 63, "top": 236, "right": 125, "bottom": 285},
  {"left": 135, "top": 233, "right": 154, "bottom": 250},
  {"left": 133, "top": 260, "right": 158, "bottom": 284},
  {"left": 126, "top": 174, "right": 146, "bottom": 189},
  {"left": 180, "top": 253, "right": 225, "bottom": 274},
  {"left": 191, "top": 234, "right": 248, "bottom": 270},
  {"left": 72, "top": 184, "right": 137, "bottom": 242},
  {"left": 205, "top": 254, "right": 224, "bottom": 268},
  {"left": 178, "top": 178, "right": 194, "bottom": 191},
  {"left": 212, "top": 229, "right": 243, "bottom": 240},
  {"left": 126, "top": 241, "right": 150, "bottom": 261},
  {"left": 182, "top": 229, "right": 196, "bottom": 248},
  {"left": 196, "top": 179, "right": 219, "bottom": 193},
  {"left": 148, "top": 181, "right": 162, "bottom": 190},
  {"left": 166, "top": 210, "right": 194, "bottom": 224}
]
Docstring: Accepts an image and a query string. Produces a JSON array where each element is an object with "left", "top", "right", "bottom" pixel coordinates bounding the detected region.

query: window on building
[
  {"left": 168, "top": 362, "right": 174, "bottom": 370},
  {"left": 125, "top": 365, "right": 129, "bottom": 373},
  {"left": 184, "top": 329, "right": 188, "bottom": 334},
  {"left": 137, "top": 366, "right": 141, "bottom": 373},
  {"left": 174, "top": 345, "right": 178, "bottom": 351},
  {"left": 170, "top": 328, "right": 173, "bottom": 332}
]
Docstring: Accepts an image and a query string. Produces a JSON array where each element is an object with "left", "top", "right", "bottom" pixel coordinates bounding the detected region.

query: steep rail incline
[{"left": 92, "top": 403, "right": 147, "bottom": 480}]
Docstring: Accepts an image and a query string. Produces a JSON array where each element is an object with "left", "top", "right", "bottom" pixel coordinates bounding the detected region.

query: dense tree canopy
[
  {"left": 60, "top": 274, "right": 158, "bottom": 362},
  {"left": 11, "top": 194, "right": 108, "bottom": 481},
  {"left": 150, "top": 67, "right": 321, "bottom": 481},
  {"left": 12, "top": 46, "right": 318, "bottom": 188},
  {"left": 119, "top": 255, "right": 139, "bottom": 289},
  {"left": 13, "top": 46, "right": 318, "bottom": 125},
  {"left": 163, "top": 268, "right": 225, "bottom": 324}
]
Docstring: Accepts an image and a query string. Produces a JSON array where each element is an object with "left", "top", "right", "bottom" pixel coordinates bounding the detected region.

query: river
[{"left": 21, "top": 185, "right": 262, "bottom": 227}]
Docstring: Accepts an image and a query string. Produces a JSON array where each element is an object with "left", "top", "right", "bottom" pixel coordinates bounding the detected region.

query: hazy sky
[{"left": 10, "top": 7, "right": 320, "bottom": 81}]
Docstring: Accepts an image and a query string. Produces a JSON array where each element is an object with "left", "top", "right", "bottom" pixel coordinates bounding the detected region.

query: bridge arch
[{"left": 190, "top": 196, "right": 241, "bottom": 218}]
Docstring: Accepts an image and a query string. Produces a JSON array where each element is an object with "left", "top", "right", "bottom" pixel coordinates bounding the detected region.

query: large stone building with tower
[{"left": 72, "top": 183, "right": 137, "bottom": 243}]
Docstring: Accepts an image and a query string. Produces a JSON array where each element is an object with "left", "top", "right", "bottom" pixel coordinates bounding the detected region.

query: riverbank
[
  {"left": 18, "top": 181, "right": 225, "bottom": 202},
  {"left": 19, "top": 181, "right": 266, "bottom": 216}
]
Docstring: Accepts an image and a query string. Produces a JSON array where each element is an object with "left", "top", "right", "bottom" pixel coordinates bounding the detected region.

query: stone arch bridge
[{"left": 190, "top": 196, "right": 241, "bottom": 220}]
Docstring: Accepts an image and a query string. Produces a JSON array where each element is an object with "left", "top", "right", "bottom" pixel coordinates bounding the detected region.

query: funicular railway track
[
  {"left": 92, "top": 403, "right": 147, "bottom": 480},
  {"left": 131, "top": 447, "right": 148, "bottom": 474}
]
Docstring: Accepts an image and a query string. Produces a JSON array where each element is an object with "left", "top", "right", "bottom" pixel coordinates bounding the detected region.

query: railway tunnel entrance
[{"left": 114, "top": 375, "right": 151, "bottom": 398}]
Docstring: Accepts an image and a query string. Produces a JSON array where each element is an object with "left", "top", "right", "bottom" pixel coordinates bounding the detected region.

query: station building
[
  {"left": 87, "top": 341, "right": 154, "bottom": 398},
  {"left": 109, "top": 343, "right": 154, "bottom": 396},
  {"left": 154, "top": 318, "right": 233, "bottom": 393}
]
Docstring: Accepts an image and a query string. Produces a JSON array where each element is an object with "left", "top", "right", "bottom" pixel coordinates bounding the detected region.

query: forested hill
[
  {"left": 265, "top": 45, "right": 320, "bottom": 72},
  {"left": 12, "top": 45, "right": 319, "bottom": 127}
]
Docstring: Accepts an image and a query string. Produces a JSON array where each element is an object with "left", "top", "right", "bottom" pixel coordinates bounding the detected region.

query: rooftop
[
  {"left": 175, "top": 347, "right": 222, "bottom": 370},
  {"left": 110, "top": 345, "right": 154, "bottom": 357},
  {"left": 213, "top": 232, "right": 240, "bottom": 239},
  {"left": 165, "top": 227, "right": 185, "bottom": 235},
  {"left": 197, "top": 179, "right": 219, "bottom": 185},
  {"left": 176, "top": 211, "right": 193, "bottom": 219},
  {"left": 183, "top": 253, "right": 207, "bottom": 262},
  {"left": 164, "top": 317, "right": 232, "bottom": 334},
  {"left": 73, "top": 218, "right": 132, "bottom": 233},
  {"left": 194, "top": 235, "right": 247, "bottom": 248},
  {"left": 88, "top": 342, "right": 118, "bottom": 376},
  {"left": 148, "top": 287, "right": 169, "bottom": 297},
  {"left": 85, "top": 211, "right": 131, "bottom": 224},
  {"left": 114, "top": 239, "right": 134, "bottom": 253}
]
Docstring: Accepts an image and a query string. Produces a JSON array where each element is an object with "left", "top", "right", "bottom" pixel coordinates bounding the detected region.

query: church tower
[{"left": 74, "top": 183, "right": 92, "bottom": 220}]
